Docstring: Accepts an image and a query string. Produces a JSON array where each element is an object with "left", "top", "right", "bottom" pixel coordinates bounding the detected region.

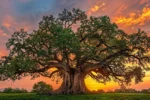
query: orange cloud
[
  {"left": 116, "top": 5, "right": 128, "bottom": 14},
  {"left": 1, "top": 15, "right": 18, "bottom": 34},
  {"left": 1, "top": 15, "right": 34, "bottom": 35},
  {"left": 2, "top": 15, "right": 17, "bottom": 26},
  {"left": 113, "top": 5, "right": 150, "bottom": 27},
  {"left": 88, "top": 1, "right": 106, "bottom": 15},
  {"left": 0, "top": 29, "right": 8, "bottom": 37},
  {"left": 3, "top": 22, "right": 11, "bottom": 28}
]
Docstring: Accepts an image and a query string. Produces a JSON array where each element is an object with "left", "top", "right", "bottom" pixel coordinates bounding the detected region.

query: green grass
[{"left": 0, "top": 93, "right": 150, "bottom": 100}]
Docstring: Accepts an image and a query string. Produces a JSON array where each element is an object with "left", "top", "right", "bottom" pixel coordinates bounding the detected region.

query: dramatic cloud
[
  {"left": 86, "top": 0, "right": 150, "bottom": 34},
  {"left": 0, "top": 0, "right": 149, "bottom": 35},
  {"left": 113, "top": 4, "right": 150, "bottom": 28}
]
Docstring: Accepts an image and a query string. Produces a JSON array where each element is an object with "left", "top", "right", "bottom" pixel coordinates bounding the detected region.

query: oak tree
[{"left": 0, "top": 8, "right": 150, "bottom": 94}]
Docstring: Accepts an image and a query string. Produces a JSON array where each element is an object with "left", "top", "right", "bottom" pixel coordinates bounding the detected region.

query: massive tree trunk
[
  {"left": 51, "top": 65, "right": 103, "bottom": 94},
  {"left": 55, "top": 68, "right": 88, "bottom": 94}
]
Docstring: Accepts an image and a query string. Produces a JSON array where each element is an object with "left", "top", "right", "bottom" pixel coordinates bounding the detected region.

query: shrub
[
  {"left": 3, "top": 87, "right": 14, "bottom": 93},
  {"left": 32, "top": 81, "right": 53, "bottom": 95}
]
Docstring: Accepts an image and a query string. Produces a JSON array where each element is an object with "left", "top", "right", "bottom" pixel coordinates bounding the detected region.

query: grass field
[{"left": 0, "top": 93, "right": 150, "bottom": 100}]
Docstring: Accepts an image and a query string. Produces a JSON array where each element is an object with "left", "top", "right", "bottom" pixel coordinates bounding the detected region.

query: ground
[{"left": 0, "top": 93, "right": 150, "bottom": 100}]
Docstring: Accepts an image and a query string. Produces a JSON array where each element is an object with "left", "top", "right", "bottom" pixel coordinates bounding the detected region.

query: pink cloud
[{"left": 140, "top": 0, "right": 150, "bottom": 4}]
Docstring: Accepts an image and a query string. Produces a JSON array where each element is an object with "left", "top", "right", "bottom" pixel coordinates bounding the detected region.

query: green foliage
[
  {"left": 3, "top": 88, "right": 14, "bottom": 93},
  {"left": 141, "top": 88, "right": 150, "bottom": 93},
  {"left": 114, "top": 88, "right": 138, "bottom": 93},
  {"left": 3, "top": 87, "right": 28, "bottom": 93},
  {"left": 53, "top": 28, "right": 80, "bottom": 52},
  {"left": 32, "top": 81, "right": 53, "bottom": 95},
  {"left": 90, "top": 89, "right": 105, "bottom": 94}
]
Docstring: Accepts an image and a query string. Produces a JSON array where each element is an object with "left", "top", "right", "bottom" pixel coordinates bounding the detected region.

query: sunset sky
[{"left": 0, "top": 0, "right": 150, "bottom": 92}]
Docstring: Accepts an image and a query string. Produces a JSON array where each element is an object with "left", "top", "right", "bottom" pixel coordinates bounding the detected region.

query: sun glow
[
  {"left": 84, "top": 71, "right": 150, "bottom": 92},
  {"left": 84, "top": 76, "right": 119, "bottom": 92}
]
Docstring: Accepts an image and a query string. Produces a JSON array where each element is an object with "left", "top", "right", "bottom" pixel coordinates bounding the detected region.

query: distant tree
[
  {"left": 2, "top": 87, "right": 28, "bottom": 93},
  {"left": 32, "top": 81, "right": 53, "bottom": 95},
  {"left": 97, "top": 89, "right": 105, "bottom": 93},
  {"left": 90, "top": 89, "right": 104, "bottom": 94},
  {"left": 107, "top": 90, "right": 114, "bottom": 93},
  {"left": 21, "top": 88, "right": 28, "bottom": 93},
  {"left": 127, "top": 88, "right": 137, "bottom": 93},
  {"left": 14, "top": 88, "right": 28, "bottom": 93},
  {"left": 3, "top": 87, "right": 14, "bottom": 93},
  {"left": 114, "top": 88, "right": 138, "bottom": 93},
  {"left": 141, "top": 88, "right": 150, "bottom": 93},
  {"left": 0, "top": 8, "right": 150, "bottom": 94}
]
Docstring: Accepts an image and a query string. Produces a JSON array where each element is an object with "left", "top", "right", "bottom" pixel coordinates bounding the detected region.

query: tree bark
[{"left": 54, "top": 68, "right": 88, "bottom": 94}]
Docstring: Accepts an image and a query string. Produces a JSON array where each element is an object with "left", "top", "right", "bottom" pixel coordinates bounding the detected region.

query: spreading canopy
[{"left": 0, "top": 8, "right": 150, "bottom": 88}]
